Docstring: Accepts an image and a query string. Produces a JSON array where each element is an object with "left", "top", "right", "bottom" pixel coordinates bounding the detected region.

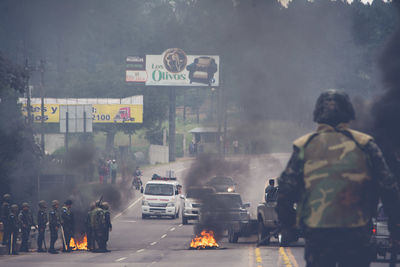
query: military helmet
[
  {"left": 64, "top": 199, "right": 73, "bottom": 205},
  {"left": 101, "top": 202, "right": 109, "bottom": 210},
  {"left": 22, "top": 202, "right": 29, "bottom": 208},
  {"left": 10, "top": 204, "right": 18, "bottom": 212},
  {"left": 3, "top": 193, "right": 11, "bottom": 201},
  {"left": 313, "top": 89, "right": 355, "bottom": 126},
  {"left": 52, "top": 200, "right": 59, "bottom": 207},
  {"left": 38, "top": 200, "right": 47, "bottom": 208}
]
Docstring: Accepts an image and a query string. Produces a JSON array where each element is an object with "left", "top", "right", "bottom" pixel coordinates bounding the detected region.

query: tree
[{"left": 0, "top": 53, "right": 41, "bottom": 202}]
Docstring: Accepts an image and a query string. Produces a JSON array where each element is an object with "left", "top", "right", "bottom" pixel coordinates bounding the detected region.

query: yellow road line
[
  {"left": 255, "top": 247, "right": 262, "bottom": 267},
  {"left": 285, "top": 248, "right": 299, "bottom": 267},
  {"left": 279, "top": 247, "right": 293, "bottom": 267}
]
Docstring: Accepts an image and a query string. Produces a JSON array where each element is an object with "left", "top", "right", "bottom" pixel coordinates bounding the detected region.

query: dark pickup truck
[
  {"left": 199, "top": 192, "right": 257, "bottom": 243},
  {"left": 257, "top": 185, "right": 300, "bottom": 246}
]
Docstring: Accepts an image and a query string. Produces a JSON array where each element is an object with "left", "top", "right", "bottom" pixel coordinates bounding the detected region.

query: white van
[{"left": 141, "top": 177, "right": 181, "bottom": 219}]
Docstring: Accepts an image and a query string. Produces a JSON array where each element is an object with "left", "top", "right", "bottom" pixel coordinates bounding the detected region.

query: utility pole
[
  {"left": 39, "top": 59, "right": 45, "bottom": 154},
  {"left": 169, "top": 87, "right": 176, "bottom": 162},
  {"left": 25, "top": 59, "right": 32, "bottom": 125}
]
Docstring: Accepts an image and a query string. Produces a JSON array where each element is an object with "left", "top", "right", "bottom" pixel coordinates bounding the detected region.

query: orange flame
[
  {"left": 69, "top": 235, "right": 88, "bottom": 250},
  {"left": 190, "top": 230, "right": 219, "bottom": 249}
]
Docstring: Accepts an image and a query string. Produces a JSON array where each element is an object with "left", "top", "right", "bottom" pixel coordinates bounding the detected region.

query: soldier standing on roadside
[
  {"left": 86, "top": 202, "right": 95, "bottom": 251},
  {"left": 277, "top": 90, "right": 400, "bottom": 266},
  {"left": 37, "top": 200, "right": 48, "bottom": 252},
  {"left": 48, "top": 200, "right": 61, "bottom": 254},
  {"left": 7, "top": 204, "right": 19, "bottom": 255},
  {"left": 91, "top": 201, "right": 106, "bottom": 252},
  {"left": 1, "top": 194, "right": 11, "bottom": 246},
  {"left": 18, "top": 202, "right": 35, "bottom": 252},
  {"left": 101, "top": 202, "right": 112, "bottom": 252},
  {"left": 61, "top": 199, "right": 74, "bottom": 252}
]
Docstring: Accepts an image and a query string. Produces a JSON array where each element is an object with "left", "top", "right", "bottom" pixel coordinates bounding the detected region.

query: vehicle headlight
[
  {"left": 142, "top": 200, "right": 149, "bottom": 206},
  {"left": 227, "top": 187, "right": 234, "bottom": 192},
  {"left": 167, "top": 202, "right": 175, "bottom": 207}
]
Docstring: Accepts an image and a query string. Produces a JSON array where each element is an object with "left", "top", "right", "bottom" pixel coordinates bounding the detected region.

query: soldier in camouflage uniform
[
  {"left": 7, "top": 204, "right": 19, "bottom": 255},
  {"left": 48, "top": 200, "right": 61, "bottom": 254},
  {"left": 1, "top": 194, "right": 11, "bottom": 245},
  {"left": 277, "top": 90, "right": 400, "bottom": 267},
  {"left": 37, "top": 200, "right": 48, "bottom": 252},
  {"left": 86, "top": 202, "right": 95, "bottom": 251},
  {"left": 18, "top": 202, "right": 35, "bottom": 252},
  {"left": 91, "top": 201, "right": 106, "bottom": 252},
  {"left": 61, "top": 199, "right": 74, "bottom": 252},
  {"left": 101, "top": 202, "right": 112, "bottom": 251}
]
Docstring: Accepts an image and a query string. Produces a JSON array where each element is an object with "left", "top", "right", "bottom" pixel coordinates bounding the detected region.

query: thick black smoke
[
  {"left": 184, "top": 154, "right": 249, "bottom": 240},
  {"left": 372, "top": 2, "right": 400, "bottom": 180}
]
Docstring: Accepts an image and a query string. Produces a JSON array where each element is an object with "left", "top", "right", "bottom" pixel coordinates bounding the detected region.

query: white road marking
[
  {"left": 114, "top": 196, "right": 143, "bottom": 219},
  {"left": 137, "top": 249, "right": 145, "bottom": 253},
  {"left": 119, "top": 220, "right": 137, "bottom": 223},
  {"left": 161, "top": 234, "right": 167, "bottom": 239},
  {"left": 150, "top": 242, "right": 157, "bottom": 246},
  {"left": 115, "top": 257, "right": 127, "bottom": 262},
  {"left": 178, "top": 224, "right": 183, "bottom": 227},
  {"left": 170, "top": 227, "right": 175, "bottom": 231}
]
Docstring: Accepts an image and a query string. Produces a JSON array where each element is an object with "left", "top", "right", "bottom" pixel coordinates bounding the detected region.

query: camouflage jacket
[
  {"left": 0, "top": 202, "right": 10, "bottom": 223},
  {"left": 277, "top": 123, "right": 400, "bottom": 230},
  {"left": 7, "top": 213, "right": 20, "bottom": 233},
  {"left": 18, "top": 210, "right": 35, "bottom": 229},
  {"left": 37, "top": 209, "right": 48, "bottom": 229},
  {"left": 61, "top": 206, "right": 74, "bottom": 231},
  {"left": 49, "top": 208, "right": 61, "bottom": 229}
]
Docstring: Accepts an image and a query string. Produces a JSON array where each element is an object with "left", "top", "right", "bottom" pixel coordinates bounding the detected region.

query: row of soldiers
[{"left": 0, "top": 194, "right": 112, "bottom": 254}]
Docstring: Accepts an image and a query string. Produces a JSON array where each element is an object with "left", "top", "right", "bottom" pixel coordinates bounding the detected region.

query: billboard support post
[
  {"left": 169, "top": 87, "right": 176, "bottom": 162},
  {"left": 65, "top": 112, "right": 69, "bottom": 152}
]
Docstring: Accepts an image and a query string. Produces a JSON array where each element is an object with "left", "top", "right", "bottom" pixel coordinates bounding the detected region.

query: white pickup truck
[{"left": 141, "top": 175, "right": 182, "bottom": 219}]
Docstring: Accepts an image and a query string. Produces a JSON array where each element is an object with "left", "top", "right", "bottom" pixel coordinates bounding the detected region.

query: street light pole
[{"left": 40, "top": 59, "right": 45, "bottom": 154}]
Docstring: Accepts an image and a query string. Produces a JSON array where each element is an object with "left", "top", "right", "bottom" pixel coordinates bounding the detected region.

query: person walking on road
[
  {"left": 277, "top": 90, "right": 400, "bottom": 267},
  {"left": 37, "top": 200, "right": 48, "bottom": 252},
  {"left": 110, "top": 160, "right": 118, "bottom": 184},
  {"left": 18, "top": 202, "right": 35, "bottom": 252},
  {"left": 48, "top": 200, "right": 61, "bottom": 254}
]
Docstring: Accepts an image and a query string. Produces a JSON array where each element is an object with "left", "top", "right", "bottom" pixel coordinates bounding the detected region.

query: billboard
[
  {"left": 126, "top": 48, "right": 220, "bottom": 87},
  {"left": 21, "top": 99, "right": 143, "bottom": 124},
  {"left": 22, "top": 104, "right": 60, "bottom": 123},
  {"left": 92, "top": 104, "right": 143, "bottom": 123}
]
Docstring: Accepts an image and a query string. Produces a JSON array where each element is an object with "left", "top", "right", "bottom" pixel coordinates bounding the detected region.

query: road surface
[{"left": 0, "top": 155, "right": 392, "bottom": 266}]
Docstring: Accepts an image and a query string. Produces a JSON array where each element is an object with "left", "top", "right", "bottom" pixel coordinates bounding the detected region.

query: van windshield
[{"left": 145, "top": 184, "right": 174, "bottom": 196}]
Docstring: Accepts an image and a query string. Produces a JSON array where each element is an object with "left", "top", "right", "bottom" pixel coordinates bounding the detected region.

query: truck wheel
[
  {"left": 182, "top": 216, "right": 188, "bottom": 225},
  {"left": 278, "top": 231, "right": 290, "bottom": 247},
  {"left": 228, "top": 227, "right": 239, "bottom": 243},
  {"left": 232, "top": 232, "right": 239, "bottom": 243},
  {"left": 257, "top": 221, "right": 269, "bottom": 246}
]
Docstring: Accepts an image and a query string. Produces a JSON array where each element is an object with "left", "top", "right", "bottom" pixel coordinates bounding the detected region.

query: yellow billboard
[
  {"left": 92, "top": 104, "right": 143, "bottom": 123},
  {"left": 22, "top": 104, "right": 60, "bottom": 123},
  {"left": 22, "top": 104, "right": 143, "bottom": 124}
]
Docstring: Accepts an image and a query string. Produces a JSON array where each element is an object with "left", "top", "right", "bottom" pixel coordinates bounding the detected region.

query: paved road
[{"left": 0, "top": 155, "right": 394, "bottom": 266}]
